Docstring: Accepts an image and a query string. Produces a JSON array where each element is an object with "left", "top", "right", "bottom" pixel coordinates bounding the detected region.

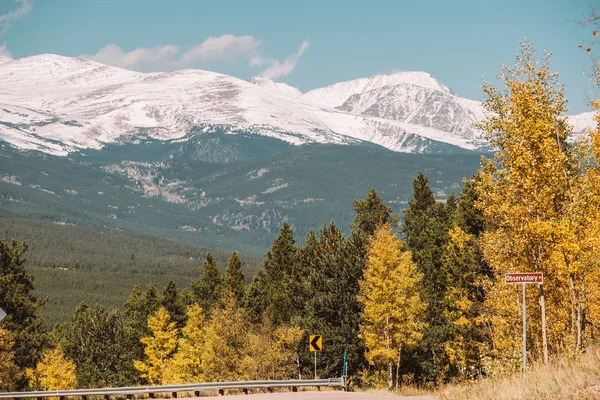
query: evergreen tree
[
  {"left": 402, "top": 173, "right": 452, "bottom": 382},
  {"left": 455, "top": 175, "right": 486, "bottom": 237},
  {"left": 263, "top": 222, "right": 299, "bottom": 326},
  {"left": 244, "top": 268, "right": 269, "bottom": 324},
  {"left": 122, "top": 284, "right": 161, "bottom": 382},
  {"left": 0, "top": 239, "right": 47, "bottom": 388},
  {"left": 351, "top": 188, "right": 398, "bottom": 236},
  {"left": 55, "top": 303, "right": 135, "bottom": 388},
  {"left": 191, "top": 253, "right": 224, "bottom": 316},
  {"left": 225, "top": 251, "right": 246, "bottom": 307},
  {"left": 161, "top": 281, "right": 186, "bottom": 329},
  {"left": 300, "top": 222, "right": 367, "bottom": 378}
]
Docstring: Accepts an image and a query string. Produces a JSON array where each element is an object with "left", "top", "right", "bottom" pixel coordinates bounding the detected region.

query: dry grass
[{"left": 439, "top": 347, "right": 600, "bottom": 400}]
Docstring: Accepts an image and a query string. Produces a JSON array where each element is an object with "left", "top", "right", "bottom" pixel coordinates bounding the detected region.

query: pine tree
[
  {"left": 359, "top": 224, "right": 426, "bottom": 390},
  {"left": 402, "top": 173, "right": 452, "bottom": 381},
  {"left": 26, "top": 345, "right": 77, "bottom": 390},
  {"left": 0, "top": 327, "right": 20, "bottom": 391},
  {"left": 225, "top": 251, "right": 246, "bottom": 307},
  {"left": 244, "top": 267, "right": 269, "bottom": 324},
  {"left": 191, "top": 253, "right": 224, "bottom": 316},
  {"left": 300, "top": 222, "right": 367, "bottom": 378},
  {"left": 134, "top": 307, "right": 179, "bottom": 385},
  {"left": 263, "top": 222, "right": 299, "bottom": 326},
  {"left": 351, "top": 188, "right": 398, "bottom": 236},
  {"left": 122, "top": 284, "right": 161, "bottom": 383},
  {"left": 0, "top": 239, "right": 47, "bottom": 387},
  {"left": 56, "top": 303, "right": 135, "bottom": 388},
  {"left": 161, "top": 281, "right": 186, "bottom": 329}
]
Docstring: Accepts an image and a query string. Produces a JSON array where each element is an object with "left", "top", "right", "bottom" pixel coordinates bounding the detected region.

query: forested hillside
[{"left": 0, "top": 211, "right": 263, "bottom": 326}]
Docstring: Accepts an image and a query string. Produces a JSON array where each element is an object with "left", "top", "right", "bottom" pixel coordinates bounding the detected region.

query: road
[{"left": 181, "top": 392, "right": 437, "bottom": 400}]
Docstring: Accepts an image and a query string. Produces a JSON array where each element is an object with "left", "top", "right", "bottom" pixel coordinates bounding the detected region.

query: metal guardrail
[{"left": 0, "top": 377, "right": 346, "bottom": 399}]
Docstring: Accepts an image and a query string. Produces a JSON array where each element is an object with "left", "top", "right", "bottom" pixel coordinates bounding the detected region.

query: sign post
[
  {"left": 0, "top": 307, "right": 5, "bottom": 322},
  {"left": 309, "top": 335, "right": 322, "bottom": 379},
  {"left": 505, "top": 272, "right": 543, "bottom": 373}
]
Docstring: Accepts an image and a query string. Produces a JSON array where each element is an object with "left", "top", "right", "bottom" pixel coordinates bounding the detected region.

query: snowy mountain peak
[
  {"left": 302, "top": 70, "right": 451, "bottom": 108},
  {"left": 250, "top": 75, "right": 303, "bottom": 98},
  {"left": 0, "top": 53, "right": 594, "bottom": 157}
]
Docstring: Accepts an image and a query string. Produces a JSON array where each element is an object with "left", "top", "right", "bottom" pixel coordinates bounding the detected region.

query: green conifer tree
[
  {"left": 0, "top": 239, "right": 47, "bottom": 389},
  {"left": 225, "top": 252, "right": 246, "bottom": 307},
  {"left": 191, "top": 253, "right": 224, "bottom": 316},
  {"left": 161, "top": 281, "right": 187, "bottom": 329}
]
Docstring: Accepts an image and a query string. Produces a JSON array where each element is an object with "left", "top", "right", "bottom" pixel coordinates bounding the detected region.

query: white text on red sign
[{"left": 505, "top": 272, "right": 543, "bottom": 284}]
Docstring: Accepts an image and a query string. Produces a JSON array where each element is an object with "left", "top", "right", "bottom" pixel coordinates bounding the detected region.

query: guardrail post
[
  {"left": 194, "top": 391, "right": 200, "bottom": 397},
  {"left": 104, "top": 395, "right": 110, "bottom": 400},
  {"left": 292, "top": 387, "right": 297, "bottom": 392},
  {"left": 126, "top": 394, "right": 133, "bottom": 400},
  {"left": 171, "top": 392, "right": 178, "bottom": 398},
  {"left": 218, "top": 389, "right": 224, "bottom": 396},
  {"left": 59, "top": 396, "right": 65, "bottom": 400},
  {"left": 242, "top": 388, "right": 248, "bottom": 395},
  {"left": 149, "top": 394, "right": 155, "bottom": 399}
]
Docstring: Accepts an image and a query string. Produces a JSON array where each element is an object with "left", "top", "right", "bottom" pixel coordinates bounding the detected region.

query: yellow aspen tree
[
  {"left": 26, "top": 345, "right": 77, "bottom": 390},
  {"left": 358, "top": 224, "right": 426, "bottom": 390},
  {"left": 242, "top": 323, "right": 303, "bottom": 380},
  {"left": 168, "top": 304, "right": 205, "bottom": 383},
  {"left": 0, "top": 327, "right": 20, "bottom": 391},
  {"left": 134, "top": 307, "right": 178, "bottom": 385},
  {"left": 476, "top": 41, "right": 576, "bottom": 361},
  {"left": 200, "top": 292, "right": 250, "bottom": 382}
]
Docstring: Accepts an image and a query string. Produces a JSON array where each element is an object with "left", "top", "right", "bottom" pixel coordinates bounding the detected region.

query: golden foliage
[
  {"left": 0, "top": 327, "right": 21, "bottom": 391},
  {"left": 167, "top": 304, "right": 205, "bottom": 384},
  {"left": 475, "top": 41, "right": 600, "bottom": 363},
  {"left": 134, "top": 307, "right": 178, "bottom": 385},
  {"left": 26, "top": 345, "right": 76, "bottom": 390},
  {"left": 358, "top": 224, "right": 427, "bottom": 385}
]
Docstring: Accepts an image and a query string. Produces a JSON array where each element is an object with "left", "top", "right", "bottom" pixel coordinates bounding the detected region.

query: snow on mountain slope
[
  {"left": 302, "top": 71, "right": 451, "bottom": 107},
  {"left": 250, "top": 76, "right": 302, "bottom": 98},
  {"left": 0, "top": 54, "right": 594, "bottom": 156},
  {"left": 0, "top": 54, "right": 484, "bottom": 154}
]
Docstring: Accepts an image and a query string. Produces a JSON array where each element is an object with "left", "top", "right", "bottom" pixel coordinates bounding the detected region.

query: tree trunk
[
  {"left": 538, "top": 284, "right": 549, "bottom": 365},
  {"left": 388, "top": 362, "right": 393, "bottom": 390},
  {"left": 395, "top": 345, "right": 402, "bottom": 391},
  {"left": 569, "top": 273, "right": 578, "bottom": 351}
]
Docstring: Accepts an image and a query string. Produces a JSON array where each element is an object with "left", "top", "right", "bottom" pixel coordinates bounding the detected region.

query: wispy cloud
[
  {"left": 0, "top": 42, "right": 11, "bottom": 58},
  {"left": 255, "top": 39, "right": 310, "bottom": 80},
  {"left": 81, "top": 36, "right": 309, "bottom": 80},
  {"left": 81, "top": 34, "right": 262, "bottom": 72},
  {"left": 0, "top": 0, "right": 31, "bottom": 34}
]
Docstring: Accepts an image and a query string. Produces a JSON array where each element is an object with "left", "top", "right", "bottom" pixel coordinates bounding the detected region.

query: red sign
[{"left": 505, "top": 272, "right": 543, "bottom": 284}]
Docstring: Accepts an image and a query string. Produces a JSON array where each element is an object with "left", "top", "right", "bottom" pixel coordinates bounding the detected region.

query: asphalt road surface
[{"left": 181, "top": 392, "right": 437, "bottom": 399}]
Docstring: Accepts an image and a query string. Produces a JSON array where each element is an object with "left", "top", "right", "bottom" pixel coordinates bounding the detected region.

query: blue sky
[{"left": 0, "top": 0, "right": 597, "bottom": 113}]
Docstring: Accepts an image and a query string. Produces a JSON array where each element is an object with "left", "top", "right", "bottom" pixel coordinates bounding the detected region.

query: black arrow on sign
[{"left": 310, "top": 335, "right": 321, "bottom": 351}]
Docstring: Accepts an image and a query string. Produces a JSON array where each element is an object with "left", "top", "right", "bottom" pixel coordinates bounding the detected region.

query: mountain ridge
[{"left": 0, "top": 53, "right": 596, "bottom": 156}]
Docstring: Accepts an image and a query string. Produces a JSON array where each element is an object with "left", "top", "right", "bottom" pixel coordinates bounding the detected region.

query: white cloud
[
  {"left": 0, "top": 42, "right": 12, "bottom": 58},
  {"left": 259, "top": 39, "right": 309, "bottom": 80},
  {"left": 81, "top": 34, "right": 261, "bottom": 72},
  {"left": 0, "top": 0, "right": 31, "bottom": 34}
]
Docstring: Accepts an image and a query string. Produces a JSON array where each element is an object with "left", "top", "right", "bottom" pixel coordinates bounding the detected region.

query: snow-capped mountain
[{"left": 0, "top": 54, "right": 596, "bottom": 156}]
